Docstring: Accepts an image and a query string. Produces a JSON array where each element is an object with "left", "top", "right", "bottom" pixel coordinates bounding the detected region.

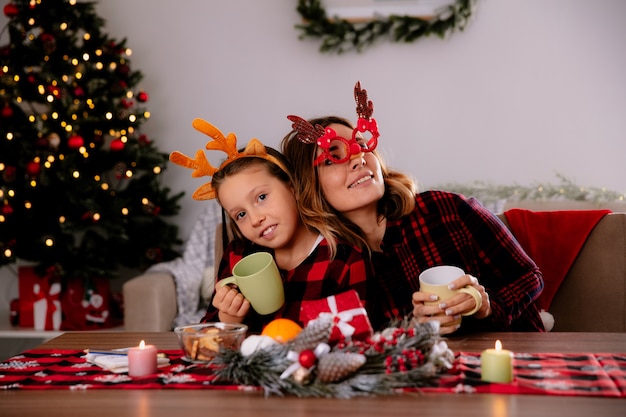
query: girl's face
[
  {"left": 316, "top": 123, "right": 385, "bottom": 218},
  {"left": 217, "top": 165, "right": 300, "bottom": 250}
]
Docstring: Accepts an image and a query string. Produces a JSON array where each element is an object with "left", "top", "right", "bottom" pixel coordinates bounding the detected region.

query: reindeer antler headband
[
  {"left": 169, "top": 118, "right": 287, "bottom": 200},
  {"left": 287, "top": 81, "right": 380, "bottom": 166}
]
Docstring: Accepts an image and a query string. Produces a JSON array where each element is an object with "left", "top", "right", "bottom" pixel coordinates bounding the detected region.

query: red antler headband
[
  {"left": 287, "top": 81, "right": 380, "bottom": 166},
  {"left": 169, "top": 118, "right": 287, "bottom": 200}
]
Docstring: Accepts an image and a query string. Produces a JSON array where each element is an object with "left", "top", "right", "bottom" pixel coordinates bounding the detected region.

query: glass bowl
[{"left": 174, "top": 322, "right": 248, "bottom": 362}]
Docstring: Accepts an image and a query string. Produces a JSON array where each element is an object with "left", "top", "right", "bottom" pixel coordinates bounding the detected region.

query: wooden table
[{"left": 2, "top": 332, "right": 625, "bottom": 417}]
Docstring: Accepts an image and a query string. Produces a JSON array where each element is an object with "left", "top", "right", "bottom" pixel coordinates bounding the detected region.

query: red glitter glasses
[{"left": 288, "top": 81, "right": 379, "bottom": 166}]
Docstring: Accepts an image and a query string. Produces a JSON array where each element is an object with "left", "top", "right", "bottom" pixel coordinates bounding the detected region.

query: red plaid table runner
[
  {"left": 418, "top": 352, "right": 626, "bottom": 398},
  {"left": 1, "top": 349, "right": 625, "bottom": 397}
]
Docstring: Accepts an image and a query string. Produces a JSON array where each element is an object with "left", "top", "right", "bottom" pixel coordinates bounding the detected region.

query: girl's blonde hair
[{"left": 281, "top": 116, "right": 417, "bottom": 252}]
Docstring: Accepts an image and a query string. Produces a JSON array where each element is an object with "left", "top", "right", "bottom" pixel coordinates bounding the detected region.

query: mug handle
[
  {"left": 218, "top": 276, "right": 237, "bottom": 287},
  {"left": 458, "top": 286, "right": 483, "bottom": 316}
]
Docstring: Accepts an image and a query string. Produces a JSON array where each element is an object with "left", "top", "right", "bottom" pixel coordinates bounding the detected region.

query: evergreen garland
[
  {"left": 210, "top": 318, "right": 454, "bottom": 398},
  {"left": 295, "top": 0, "right": 477, "bottom": 54},
  {"left": 435, "top": 173, "right": 625, "bottom": 209}
]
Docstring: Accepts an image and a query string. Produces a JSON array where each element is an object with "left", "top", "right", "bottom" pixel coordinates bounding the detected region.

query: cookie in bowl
[{"left": 174, "top": 322, "right": 248, "bottom": 362}]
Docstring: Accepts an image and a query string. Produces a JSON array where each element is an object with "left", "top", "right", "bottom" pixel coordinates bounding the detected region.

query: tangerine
[{"left": 261, "top": 318, "right": 303, "bottom": 343}]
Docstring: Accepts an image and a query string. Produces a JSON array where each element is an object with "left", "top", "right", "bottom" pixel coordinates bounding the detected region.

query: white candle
[
  {"left": 481, "top": 340, "right": 513, "bottom": 383},
  {"left": 128, "top": 340, "right": 157, "bottom": 377}
]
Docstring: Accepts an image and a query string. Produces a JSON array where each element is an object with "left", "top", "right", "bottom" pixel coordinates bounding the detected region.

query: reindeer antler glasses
[{"left": 287, "top": 81, "right": 380, "bottom": 166}]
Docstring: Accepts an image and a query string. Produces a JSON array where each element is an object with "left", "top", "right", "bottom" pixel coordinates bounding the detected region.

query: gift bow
[
  {"left": 47, "top": 282, "right": 61, "bottom": 315},
  {"left": 317, "top": 295, "right": 367, "bottom": 341}
]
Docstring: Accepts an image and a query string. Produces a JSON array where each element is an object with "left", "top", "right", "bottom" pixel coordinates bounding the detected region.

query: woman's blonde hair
[
  {"left": 281, "top": 116, "right": 417, "bottom": 252},
  {"left": 212, "top": 146, "right": 342, "bottom": 258}
]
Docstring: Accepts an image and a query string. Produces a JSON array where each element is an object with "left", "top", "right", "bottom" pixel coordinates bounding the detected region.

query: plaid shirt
[
  {"left": 201, "top": 237, "right": 375, "bottom": 333},
  {"left": 372, "top": 190, "right": 544, "bottom": 332}
]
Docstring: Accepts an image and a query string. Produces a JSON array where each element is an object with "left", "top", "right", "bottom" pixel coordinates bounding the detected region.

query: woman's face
[
  {"left": 217, "top": 165, "right": 300, "bottom": 250},
  {"left": 315, "top": 123, "right": 385, "bottom": 218}
]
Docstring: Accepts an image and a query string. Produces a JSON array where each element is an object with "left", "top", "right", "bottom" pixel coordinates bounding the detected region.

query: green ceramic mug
[
  {"left": 219, "top": 252, "right": 285, "bottom": 315},
  {"left": 419, "top": 265, "right": 482, "bottom": 326}
]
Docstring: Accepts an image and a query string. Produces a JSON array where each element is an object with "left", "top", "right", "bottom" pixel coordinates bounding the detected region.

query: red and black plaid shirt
[
  {"left": 201, "top": 237, "right": 375, "bottom": 333},
  {"left": 372, "top": 190, "right": 544, "bottom": 332}
]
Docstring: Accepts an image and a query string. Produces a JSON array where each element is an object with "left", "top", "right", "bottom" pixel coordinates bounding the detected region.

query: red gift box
[
  {"left": 299, "top": 290, "right": 373, "bottom": 344},
  {"left": 17, "top": 266, "right": 62, "bottom": 330}
]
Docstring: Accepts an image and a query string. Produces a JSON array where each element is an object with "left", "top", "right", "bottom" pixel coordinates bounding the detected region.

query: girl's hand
[{"left": 212, "top": 284, "right": 250, "bottom": 323}]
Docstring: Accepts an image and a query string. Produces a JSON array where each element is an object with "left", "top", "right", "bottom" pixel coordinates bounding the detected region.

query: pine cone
[
  {"left": 290, "top": 316, "right": 333, "bottom": 352},
  {"left": 316, "top": 352, "right": 366, "bottom": 383}
]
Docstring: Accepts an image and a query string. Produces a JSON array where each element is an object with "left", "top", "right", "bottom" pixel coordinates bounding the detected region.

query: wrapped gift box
[
  {"left": 299, "top": 290, "right": 373, "bottom": 344},
  {"left": 18, "top": 266, "right": 62, "bottom": 330}
]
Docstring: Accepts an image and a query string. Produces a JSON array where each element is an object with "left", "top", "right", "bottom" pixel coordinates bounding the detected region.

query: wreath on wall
[{"left": 295, "top": 0, "right": 477, "bottom": 54}]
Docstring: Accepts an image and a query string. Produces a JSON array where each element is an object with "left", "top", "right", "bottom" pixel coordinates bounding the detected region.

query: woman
[{"left": 281, "top": 82, "right": 544, "bottom": 334}]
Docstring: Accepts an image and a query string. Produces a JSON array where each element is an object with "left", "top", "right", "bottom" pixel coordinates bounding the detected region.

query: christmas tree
[{"left": 0, "top": 0, "right": 183, "bottom": 281}]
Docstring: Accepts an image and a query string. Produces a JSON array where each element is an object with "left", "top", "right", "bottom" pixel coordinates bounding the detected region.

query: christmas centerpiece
[{"left": 209, "top": 297, "right": 454, "bottom": 398}]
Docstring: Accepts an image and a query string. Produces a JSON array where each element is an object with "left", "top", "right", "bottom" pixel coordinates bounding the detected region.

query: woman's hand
[
  {"left": 212, "top": 284, "right": 250, "bottom": 323},
  {"left": 447, "top": 274, "right": 492, "bottom": 319},
  {"left": 412, "top": 274, "right": 492, "bottom": 334}
]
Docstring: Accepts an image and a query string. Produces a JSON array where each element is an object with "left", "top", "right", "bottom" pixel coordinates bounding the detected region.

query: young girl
[
  {"left": 170, "top": 118, "right": 376, "bottom": 333},
  {"left": 281, "top": 82, "right": 545, "bottom": 335}
]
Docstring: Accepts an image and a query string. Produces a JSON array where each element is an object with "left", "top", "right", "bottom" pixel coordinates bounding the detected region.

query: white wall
[{"left": 3, "top": 0, "right": 625, "bottom": 241}]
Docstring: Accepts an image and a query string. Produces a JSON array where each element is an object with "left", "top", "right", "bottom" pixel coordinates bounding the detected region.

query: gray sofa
[{"left": 123, "top": 201, "right": 626, "bottom": 332}]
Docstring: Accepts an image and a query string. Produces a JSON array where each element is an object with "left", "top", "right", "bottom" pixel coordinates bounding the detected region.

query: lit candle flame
[
  {"left": 495, "top": 340, "right": 502, "bottom": 351},
  {"left": 139, "top": 340, "right": 146, "bottom": 349}
]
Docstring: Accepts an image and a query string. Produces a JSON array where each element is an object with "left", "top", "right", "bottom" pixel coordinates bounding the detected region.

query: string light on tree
[{"left": 0, "top": 0, "right": 184, "bottom": 280}]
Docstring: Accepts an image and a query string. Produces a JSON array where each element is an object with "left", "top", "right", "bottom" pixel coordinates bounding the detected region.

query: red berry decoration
[
  {"left": 298, "top": 350, "right": 317, "bottom": 369},
  {"left": 68, "top": 134, "right": 84, "bottom": 149},
  {"left": 3, "top": 3, "right": 19, "bottom": 17},
  {"left": 137, "top": 91, "right": 149, "bottom": 102},
  {"left": 110, "top": 138, "right": 125, "bottom": 151}
]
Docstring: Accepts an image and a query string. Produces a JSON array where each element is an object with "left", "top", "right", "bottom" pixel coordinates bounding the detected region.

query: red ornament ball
[
  {"left": 137, "top": 91, "right": 149, "bottom": 102},
  {"left": 298, "top": 350, "right": 317, "bottom": 369},
  {"left": 1, "top": 203, "right": 14, "bottom": 216},
  {"left": 1, "top": 105, "right": 13, "bottom": 118},
  {"left": 110, "top": 138, "right": 125, "bottom": 151},
  {"left": 3, "top": 3, "right": 19, "bottom": 17},
  {"left": 67, "top": 134, "right": 84, "bottom": 149},
  {"left": 26, "top": 160, "right": 41, "bottom": 176}
]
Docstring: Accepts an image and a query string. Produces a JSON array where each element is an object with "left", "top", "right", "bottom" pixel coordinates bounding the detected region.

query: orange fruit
[{"left": 261, "top": 318, "right": 303, "bottom": 343}]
